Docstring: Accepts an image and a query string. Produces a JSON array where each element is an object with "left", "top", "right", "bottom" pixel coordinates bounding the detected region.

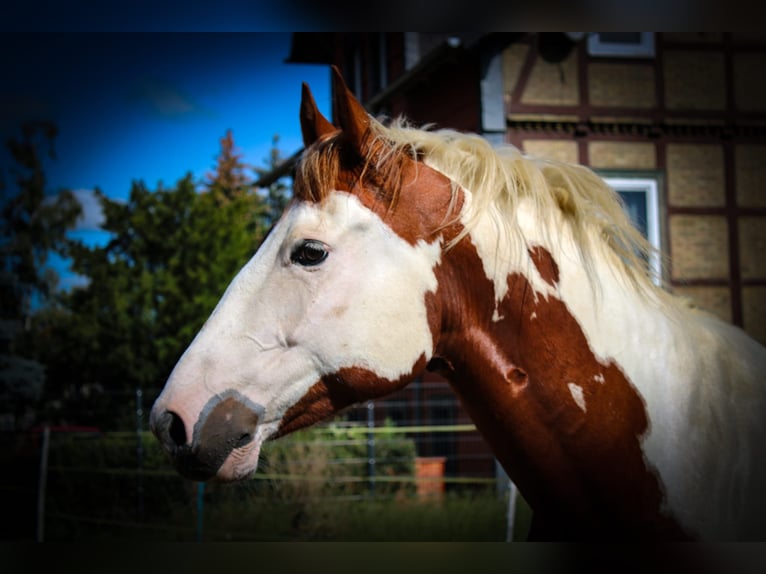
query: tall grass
[{"left": 200, "top": 487, "right": 520, "bottom": 541}]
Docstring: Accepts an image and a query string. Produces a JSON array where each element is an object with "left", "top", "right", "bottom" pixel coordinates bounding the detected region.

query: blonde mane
[
  {"left": 371, "top": 118, "right": 670, "bottom": 300},
  {"left": 296, "top": 114, "right": 670, "bottom": 302}
]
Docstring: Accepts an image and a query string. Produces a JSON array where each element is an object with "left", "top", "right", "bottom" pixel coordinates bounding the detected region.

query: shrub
[{"left": 260, "top": 418, "right": 417, "bottom": 499}]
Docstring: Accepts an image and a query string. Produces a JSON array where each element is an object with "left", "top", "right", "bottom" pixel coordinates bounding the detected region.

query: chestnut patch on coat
[
  {"left": 276, "top": 354, "right": 430, "bottom": 438},
  {"left": 528, "top": 245, "right": 560, "bottom": 286},
  {"left": 433, "top": 238, "right": 690, "bottom": 540},
  {"left": 296, "top": 129, "right": 461, "bottom": 248}
]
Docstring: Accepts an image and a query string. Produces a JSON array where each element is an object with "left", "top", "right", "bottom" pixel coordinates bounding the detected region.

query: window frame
[
  {"left": 587, "top": 32, "right": 655, "bottom": 58},
  {"left": 601, "top": 175, "right": 663, "bottom": 284}
]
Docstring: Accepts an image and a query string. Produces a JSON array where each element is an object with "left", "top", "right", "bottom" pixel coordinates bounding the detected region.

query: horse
[{"left": 150, "top": 66, "right": 766, "bottom": 540}]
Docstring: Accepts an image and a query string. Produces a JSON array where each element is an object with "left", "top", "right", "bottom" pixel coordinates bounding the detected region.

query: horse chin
[
  {"left": 214, "top": 420, "right": 279, "bottom": 483},
  {"left": 214, "top": 441, "right": 262, "bottom": 482}
]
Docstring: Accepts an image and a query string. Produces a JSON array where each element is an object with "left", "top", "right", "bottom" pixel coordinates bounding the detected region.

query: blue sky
[{"left": 1, "top": 33, "right": 331, "bottom": 288}]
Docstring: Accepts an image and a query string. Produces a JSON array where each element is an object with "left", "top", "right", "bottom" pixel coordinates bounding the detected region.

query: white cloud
[{"left": 72, "top": 188, "right": 105, "bottom": 231}]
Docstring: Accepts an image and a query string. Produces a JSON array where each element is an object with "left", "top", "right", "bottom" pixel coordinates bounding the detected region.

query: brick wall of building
[
  {"left": 588, "top": 62, "right": 656, "bottom": 108},
  {"left": 521, "top": 139, "right": 578, "bottom": 164},
  {"left": 736, "top": 145, "right": 766, "bottom": 208},
  {"left": 666, "top": 144, "right": 726, "bottom": 207},
  {"left": 502, "top": 32, "right": 766, "bottom": 344},
  {"left": 589, "top": 141, "right": 656, "bottom": 170},
  {"left": 663, "top": 50, "right": 727, "bottom": 111},
  {"left": 520, "top": 49, "right": 579, "bottom": 106},
  {"left": 669, "top": 215, "right": 730, "bottom": 280}
]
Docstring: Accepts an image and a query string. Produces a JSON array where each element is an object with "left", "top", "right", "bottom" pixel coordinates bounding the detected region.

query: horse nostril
[
  {"left": 234, "top": 432, "right": 253, "bottom": 448},
  {"left": 153, "top": 410, "right": 188, "bottom": 449},
  {"left": 168, "top": 412, "right": 187, "bottom": 447}
]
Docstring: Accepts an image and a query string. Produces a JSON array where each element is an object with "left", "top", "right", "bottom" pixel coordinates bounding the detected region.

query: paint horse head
[
  {"left": 152, "top": 67, "right": 766, "bottom": 540},
  {"left": 150, "top": 68, "right": 455, "bottom": 482}
]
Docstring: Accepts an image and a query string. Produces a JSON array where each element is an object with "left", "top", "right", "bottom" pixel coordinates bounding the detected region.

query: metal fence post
[
  {"left": 36, "top": 425, "right": 50, "bottom": 543},
  {"left": 196, "top": 481, "right": 205, "bottom": 541},
  {"left": 136, "top": 387, "right": 144, "bottom": 521},
  {"left": 366, "top": 401, "right": 376, "bottom": 497},
  {"left": 506, "top": 479, "right": 518, "bottom": 542},
  {"left": 495, "top": 458, "right": 518, "bottom": 541}
]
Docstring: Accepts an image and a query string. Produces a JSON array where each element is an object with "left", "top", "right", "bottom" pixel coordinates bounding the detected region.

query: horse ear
[
  {"left": 331, "top": 65, "right": 371, "bottom": 152},
  {"left": 300, "top": 82, "right": 336, "bottom": 147}
]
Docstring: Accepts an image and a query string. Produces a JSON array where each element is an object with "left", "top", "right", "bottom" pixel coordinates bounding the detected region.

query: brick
[
  {"left": 521, "top": 50, "right": 579, "bottom": 106},
  {"left": 732, "top": 33, "right": 766, "bottom": 45},
  {"left": 742, "top": 286, "right": 766, "bottom": 346},
  {"left": 739, "top": 217, "right": 766, "bottom": 280},
  {"left": 522, "top": 139, "right": 579, "bottom": 164},
  {"left": 734, "top": 52, "right": 766, "bottom": 112},
  {"left": 663, "top": 50, "right": 726, "bottom": 110},
  {"left": 736, "top": 145, "right": 766, "bottom": 207},
  {"left": 588, "top": 141, "right": 656, "bottom": 169},
  {"left": 662, "top": 33, "right": 723, "bottom": 44},
  {"left": 502, "top": 43, "right": 529, "bottom": 95},
  {"left": 666, "top": 144, "right": 725, "bottom": 207},
  {"left": 588, "top": 63, "right": 656, "bottom": 108},
  {"left": 672, "top": 285, "right": 732, "bottom": 323},
  {"left": 670, "top": 215, "right": 729, "bottom": 280}
]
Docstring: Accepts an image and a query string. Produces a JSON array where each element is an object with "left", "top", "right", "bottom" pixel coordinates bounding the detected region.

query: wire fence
[{"left": 0, "top": 380, "right": 530, "bottom": 541}]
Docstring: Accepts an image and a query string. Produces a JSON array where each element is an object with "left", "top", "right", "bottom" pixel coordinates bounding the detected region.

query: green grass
[
  {"left": 17, "top": 428, "right": 536, "bottom": 541},
  {"left": 42, "top": 488, "right": 533, "bottom": 541},
  {"left": 198, "top": 487, "right": 533, "bottom": 542}
]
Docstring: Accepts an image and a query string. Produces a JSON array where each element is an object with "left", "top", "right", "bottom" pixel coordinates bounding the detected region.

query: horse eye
[{"left": 291, "top": 240, "right": 329, "bottom": 267}]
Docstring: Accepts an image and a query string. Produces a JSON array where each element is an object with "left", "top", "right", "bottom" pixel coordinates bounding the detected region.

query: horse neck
[{"left": 431, "top": 200, "right": 688, "bottom": 537}]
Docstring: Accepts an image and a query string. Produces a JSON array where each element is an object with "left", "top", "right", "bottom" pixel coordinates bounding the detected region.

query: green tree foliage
[
  {"left": 204, "top": 129, "right": 253, "bottom": 204},
  {"left": 35, "top": 131, "right": 271, "bottom": 428},
  {"left": 1, "top": 122, "right": 81, "bottom": 427},
  {"left": 254, "top": 134, "right": 291, "bottom": 226},
  {"left": 1, "top": 121, "right": 81, "bottom": 326}
]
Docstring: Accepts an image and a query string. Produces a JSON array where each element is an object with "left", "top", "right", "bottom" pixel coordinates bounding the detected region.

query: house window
[
  {"left": 587, "top": 32, "right": 655, "bottom": 58},
  {"left": 603, "top": 176, "right": 662, "bottom": 283},
  {"left": 404, "top": 32, "right": 420, "bottom": 71}
]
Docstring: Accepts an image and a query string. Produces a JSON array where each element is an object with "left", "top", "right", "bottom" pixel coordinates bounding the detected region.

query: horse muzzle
[{"left": 150, "top": 390, "right": 265, "bottom": 481}]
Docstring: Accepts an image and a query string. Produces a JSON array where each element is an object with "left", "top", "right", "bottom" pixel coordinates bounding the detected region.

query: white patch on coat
[
  {"left": 593, "top": 373, "right": 605, "bottom": 384},
  {"left": 462, "top": 194, "right": 558, "bottom": 308},
  {"left": 153, "top": 191, "right": 443, "bottom": 478},
  {"left": 567, "top": 382, "right": 587, "bottom": 412}
]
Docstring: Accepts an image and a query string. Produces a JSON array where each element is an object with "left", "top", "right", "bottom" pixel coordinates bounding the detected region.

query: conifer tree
[
  {"left": 254, "top": 134, "right": 291, "bottom": 226},
  {"left": 0, "top": 122, "right": 81, "bottom": 427},
  {"left": 204, "top": 129, "right": 251, "bottom": 203},
  {"left": 0, "top": 121, "right": 81, "bottom": 327}
]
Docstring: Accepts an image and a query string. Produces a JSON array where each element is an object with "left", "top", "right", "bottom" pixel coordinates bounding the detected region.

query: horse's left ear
[
  {"left": 331, "top": 65, "right": 371, "bottom": 153},
  {"left": 300, "top": 82, "right": 336, "bottom": 147}
]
